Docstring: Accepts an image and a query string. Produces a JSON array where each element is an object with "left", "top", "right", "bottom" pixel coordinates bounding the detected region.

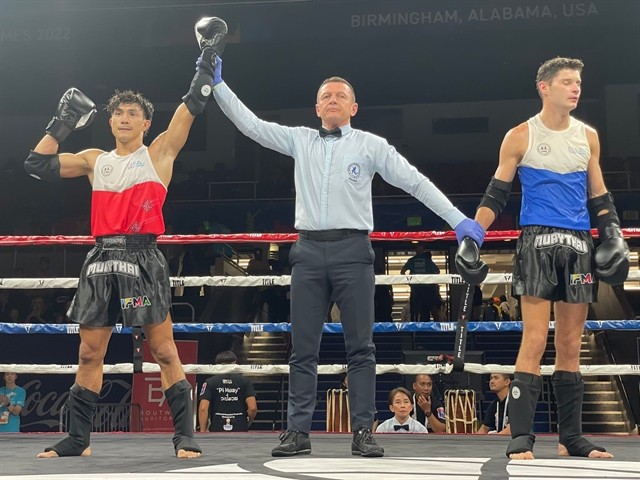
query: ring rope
[
  {"left": 0, "top": 362, "right": 637, "bottom": 376},
  {"left": 0, "top": 228, "right": 638, "bottom": 246},
  {"left": 1, "top": 270, "right": 639, "bottom": 290},
  {"left": 1, "top": 320, "right": 639, "bottom": 335}
]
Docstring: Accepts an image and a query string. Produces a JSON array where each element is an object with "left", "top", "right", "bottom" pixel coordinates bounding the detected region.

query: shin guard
[
  {"left": 166, "top": 379, "right": 202, "bottom": 455},
  {"left": 506, "top": 372, "right": 542, "bottom": 457},
  {"left": 552, "top": 370, "right": 606, "bottom": 457},
  {"left": 45, "top": 383, "right": 98, "bottom": 456}
]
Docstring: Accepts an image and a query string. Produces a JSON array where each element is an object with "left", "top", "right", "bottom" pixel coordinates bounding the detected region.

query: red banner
[{"left": 131, "top": 340, "right": 198, "bottom": 432}]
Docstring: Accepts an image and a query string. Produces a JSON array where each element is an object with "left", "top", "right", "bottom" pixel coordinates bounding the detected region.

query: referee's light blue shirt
[{"left": 214, "top": 82, "right": 466, "bottom": 232}]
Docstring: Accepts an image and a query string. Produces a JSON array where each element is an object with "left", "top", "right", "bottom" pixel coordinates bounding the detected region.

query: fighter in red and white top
[{"left": 25, "top": 17, "right": 228, "bottom": 461}]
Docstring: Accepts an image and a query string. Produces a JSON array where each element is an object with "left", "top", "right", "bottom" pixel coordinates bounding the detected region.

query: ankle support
[
  {"left": 552, "top": 370, "right": 607, "bottom": 457},
  {"left": 166, "top": 379, "right": 202, "bottom": 454},
  {"left": 45, "top": 383, "right": 98, "bottom": 456},
  {"left": 506, "top": 372, "right": 542, "bottom": 457}
]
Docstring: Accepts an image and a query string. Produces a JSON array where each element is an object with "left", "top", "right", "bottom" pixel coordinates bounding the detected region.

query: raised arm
[
  {"left": 149, "top": 17, "right": 228, "bottom": 182},
  {"left": 25, "top": 88, "right": 101, "bottom": 181}
]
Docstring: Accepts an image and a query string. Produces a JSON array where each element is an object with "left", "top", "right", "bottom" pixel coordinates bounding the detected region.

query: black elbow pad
[
  {"left": 24, "top": 150, "right": 61, "bottom": 182},
  {"left": 587, "top": 192, "right": 620, "bottom": 226},
  {"left": 478, "top": 177, "right": 512, "bottom": 217}
]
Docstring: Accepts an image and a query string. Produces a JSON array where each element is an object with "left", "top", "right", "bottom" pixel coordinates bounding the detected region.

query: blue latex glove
[
  {"left": 213, "top": 56, "right": 222, "bottom": 86},
  {"left": 195, "top": 53, "right": 222, "bottom": 86},
  {"left": 454, "top": 218, "right": 485, "bottom": 247}
]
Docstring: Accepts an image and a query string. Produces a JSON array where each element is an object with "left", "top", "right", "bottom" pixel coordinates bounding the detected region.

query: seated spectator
[
  {"left": 25, "top": 296, "right": 49, "bottom": 323},
  {"left": 0, "top": 291, "right": 15, "bottom": 322},
  {"left": 498, "top": 295, "right": 512, "bottom": 321},
  {"left": 7, "top": 308, "right": 21, "bottom": 324},
  {"left": 198, "top": 351, "right": 257, "bottom": 432},
  {"left": 481, "top": 299, "right": 501, "bottom": 321},
  {"left": 376, "top": 387, "right": 427, "bottom": 433},
  {"left": 0, "top": 372, "right": 26, "bottom": 432},
  {"left": 476, "top": 373, "right": 513, "bottom": 435},
  {"left": 36, "top": 256, "right": 55, "bottom": 277},
  {"left": 411, "top": 374, "right": 446, "bottom": 432}
]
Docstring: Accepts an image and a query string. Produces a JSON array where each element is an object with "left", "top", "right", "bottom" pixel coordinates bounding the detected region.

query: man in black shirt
[
  {"left": 477, "top": 373, "right": 513, "bottom": 435},
  {"left": 198, "top": 351, "right": 257, "bottom": 432},
  {"left": 411, "top": 374, "right": 445, "bottom": 433}
]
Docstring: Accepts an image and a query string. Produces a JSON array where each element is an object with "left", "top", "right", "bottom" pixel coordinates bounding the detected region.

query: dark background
[
  {"left": 0, "top": 0, "right": 638, "bottom": 432},
  {"left": 0, "top": 0, "right": 638, "bottom": 235}
]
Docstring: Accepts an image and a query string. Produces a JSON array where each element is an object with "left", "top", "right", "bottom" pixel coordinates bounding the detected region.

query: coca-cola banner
[
  {"left": 4, "top": 333, "right": 132, "bottom": 433},
  {"left": 131, "top": 340, "right": 197, "bottom": 432},
  {"left": 19, "top": 374, "right": 132, "bottom": 432},
  {"left": 3, "top": 334, "right": 197, "bottom": 432}
]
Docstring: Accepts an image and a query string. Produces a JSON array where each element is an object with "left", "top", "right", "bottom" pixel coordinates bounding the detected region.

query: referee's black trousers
[{"left": 287, "top": 231, "right": 376, "bottom": 433}]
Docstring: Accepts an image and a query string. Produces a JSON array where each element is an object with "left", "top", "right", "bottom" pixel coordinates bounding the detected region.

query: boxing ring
[{"left": 1, "top": 230, "right": 639, "bottom": 479}]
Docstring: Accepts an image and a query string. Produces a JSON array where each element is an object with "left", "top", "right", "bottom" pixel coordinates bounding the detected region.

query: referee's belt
[
  {"left": 96, "top": 235, "right": 157, "bottom": 250},
  {"left": 298, "top": 229, "right": 368, "bottom": 242}
]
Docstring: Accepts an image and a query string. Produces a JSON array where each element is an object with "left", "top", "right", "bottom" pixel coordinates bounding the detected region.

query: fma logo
[
  {"left": 121, "top": 296, "right": 152, "bottom": 309},
  {"left": 570, "top": 273, "right": 594, "bottom": 285}
]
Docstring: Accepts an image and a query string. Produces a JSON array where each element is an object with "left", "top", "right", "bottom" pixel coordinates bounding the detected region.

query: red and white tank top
[{"left": 91, "top": 146, "right": 167, "bottom": 236}]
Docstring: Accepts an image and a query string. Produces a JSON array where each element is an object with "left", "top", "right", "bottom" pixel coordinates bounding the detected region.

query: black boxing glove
[
  {"left": 46, "top": 88, "right": 97, "bottom": 144},
  {"left": 589, "top": 193, "right": 630, "bottom": 285},
  {"left": 455, "top": 237, "right": 489, "bottom": 285},
  {"left": 195, "top": 16, "right": 228, "bottom": 56},
  {"left": 183, "top": 17, "right": 228, "bottom": 116}
]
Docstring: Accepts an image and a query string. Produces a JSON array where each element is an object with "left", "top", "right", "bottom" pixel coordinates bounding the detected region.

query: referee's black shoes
[
  {"left": 352, "top": 426, "right": 384, "bottom": 457},
  {"left": 271, "top": 430, "right": 311, "bottom": 457}
]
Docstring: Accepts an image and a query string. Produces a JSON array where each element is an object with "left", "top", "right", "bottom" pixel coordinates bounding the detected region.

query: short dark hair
[
  {"left": 414, "top": 373, "right": 432, "bottom": 382},
  {"left": 106, "top": 90, "right": 154, "bottom": 121},
  {"left": 317, "top": 76, "right": 356, "bottom": 102},
  {"left": 388, "top": 386, "right": 412, "bottom": 405},
  {"left": 535, "top": 57, "right": 584, "bottom": 96},
  {"left": 215, "top": 350, "right": 237, "bottom": 364}
]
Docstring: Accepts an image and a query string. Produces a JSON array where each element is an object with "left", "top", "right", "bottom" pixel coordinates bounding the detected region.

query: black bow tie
[
  {"left": 394, "top": 424, "right": 410, "bottom": 431},
  {"left": 319, "top": 127, "right": 342, "bottom": 138}
]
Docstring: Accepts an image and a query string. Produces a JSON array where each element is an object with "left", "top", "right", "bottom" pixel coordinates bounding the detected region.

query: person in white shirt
[{"left": 376, "top": 387, "right": 427, "bottom": 434}]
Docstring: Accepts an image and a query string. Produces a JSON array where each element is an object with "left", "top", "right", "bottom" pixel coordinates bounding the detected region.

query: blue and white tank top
[{"left": 518, "top": 114, "right": 591, "bottom": 230}]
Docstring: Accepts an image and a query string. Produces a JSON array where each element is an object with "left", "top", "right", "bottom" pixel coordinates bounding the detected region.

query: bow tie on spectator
[
  {"left": 319, "top": 127, "right": 342, "bottom": 138},
  {"left": 394, "top": 424, "right": 410, "bottom": 431}
]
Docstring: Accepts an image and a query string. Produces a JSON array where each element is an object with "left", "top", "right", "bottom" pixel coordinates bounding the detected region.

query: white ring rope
[
  {"left": 2, "top": 262, "right": 638, "bottom": 379},
  {"left": 1, "top": 270, "right": 639, "bottom": 289},
  {"left": 1, "top": 362, "right": 638, "bottom": 376}
]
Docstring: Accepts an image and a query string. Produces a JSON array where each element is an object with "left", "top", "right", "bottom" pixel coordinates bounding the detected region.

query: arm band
[
  {"left": 587, "top": 192, "right": 619, "bottom": 222},
  {"left": 24, "top": 150, "right": 61, "bottom": 182},
  {"left": 587, "top": 192, "right": 620, "bottom": 235},
  {"left": 478, "top": 177, "right": 512, "bottom": 217}
]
